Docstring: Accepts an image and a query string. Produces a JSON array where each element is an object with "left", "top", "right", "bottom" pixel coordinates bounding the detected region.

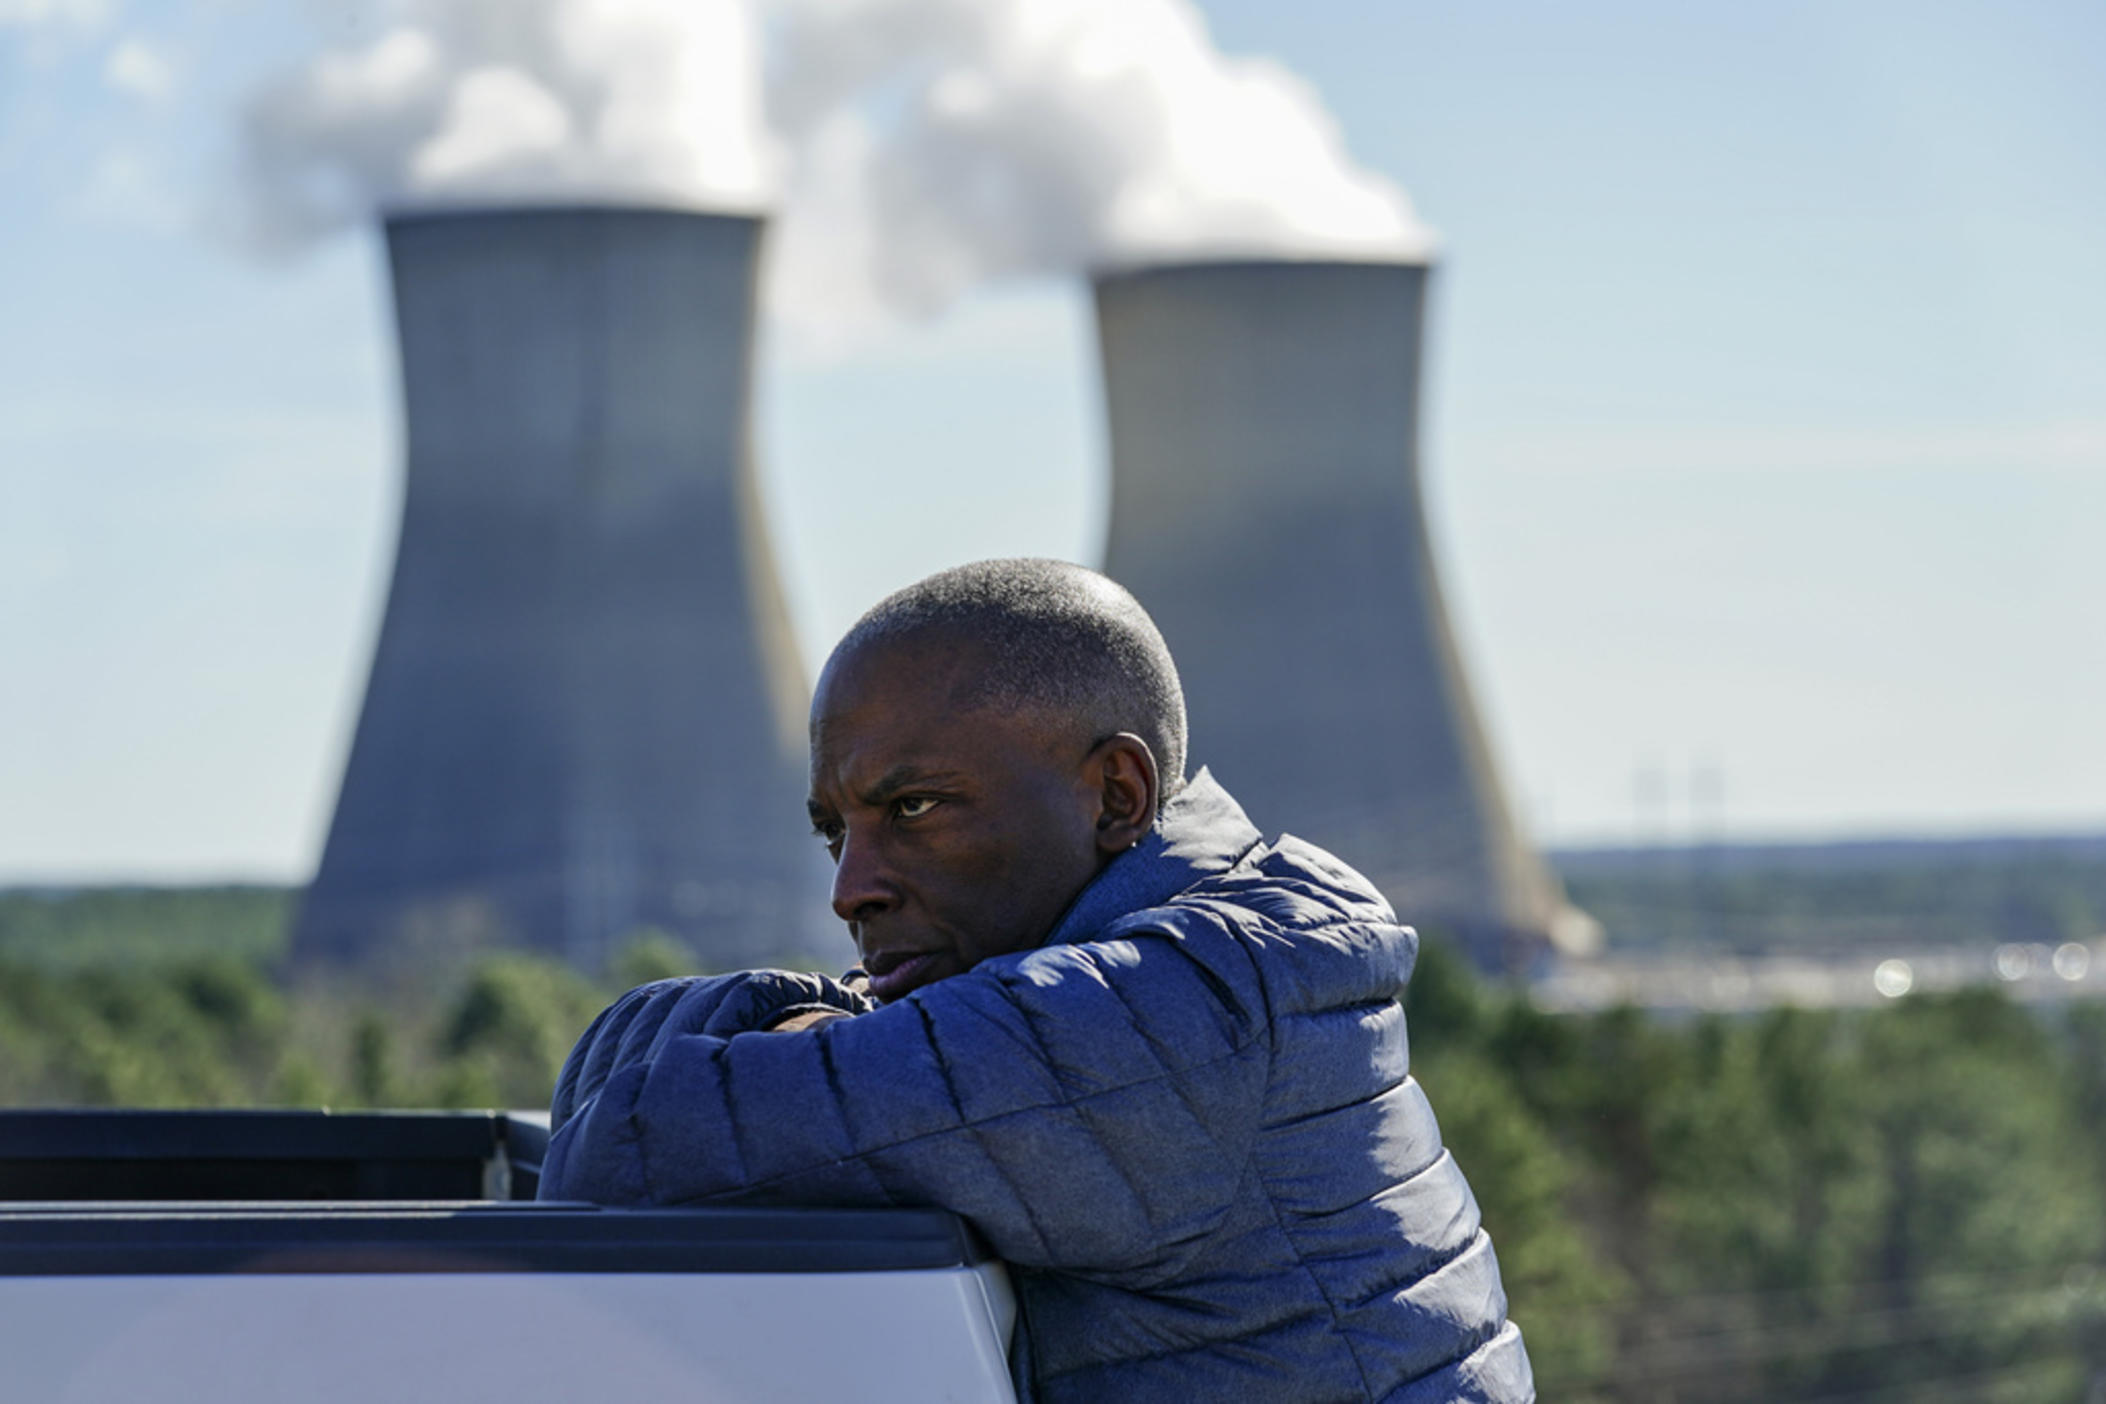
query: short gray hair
[{"left": 834, "top": 559, "right": 1187, "bottom": 795}]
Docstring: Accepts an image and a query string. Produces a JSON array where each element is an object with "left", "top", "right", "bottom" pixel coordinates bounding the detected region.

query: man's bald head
[{"left": 823, "top": 559, "right": 1187, "bottom": 800}]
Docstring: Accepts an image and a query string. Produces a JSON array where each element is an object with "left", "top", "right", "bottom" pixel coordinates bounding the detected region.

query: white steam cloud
[
  {"left": 767, "top": 0, "right": 1432, "bottom": 336},
  {"left": 236, "top": 0, "right": 1431, "bottom": 333},
  {"left": 236, "top": 0, "right": 770, "bottom": 250}
]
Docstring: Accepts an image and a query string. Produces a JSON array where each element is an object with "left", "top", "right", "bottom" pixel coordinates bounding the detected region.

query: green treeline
[
  {"left": 0, "top": 886, "right": 292, "bottom": 969},
  {"left": 1560, "top": 839, "right": 2106, "bottom": 953},
  {"left": 1407, "top": 940, "right": 2106, "bottom": 1402},
  {"left": 0, "top": 887, "right": 689, "bottom": 1105},
  {"left": 2, "top": 889, "right": 2104, "bottom": 1400}
]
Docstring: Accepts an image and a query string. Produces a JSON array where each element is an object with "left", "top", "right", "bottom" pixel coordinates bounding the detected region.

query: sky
[{"left": 3, "top": 0, "right": 2104, "bottom": 883}]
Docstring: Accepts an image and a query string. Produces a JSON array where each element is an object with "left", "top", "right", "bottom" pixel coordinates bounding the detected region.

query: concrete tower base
[
  {"left": 1096, "top": 259, "right": 1588, "bottom": 969},
  {"left": 297, "top": 207, "right": 830, "bottom": 977}
]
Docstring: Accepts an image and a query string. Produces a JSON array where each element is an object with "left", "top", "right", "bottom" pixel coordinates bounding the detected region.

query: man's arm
[
  {"left": 540, "top": 922, "right": 1270, "bottom": 1285},
  {"left": 546, "top": 969, "right": 874, "bottom": 1130}
]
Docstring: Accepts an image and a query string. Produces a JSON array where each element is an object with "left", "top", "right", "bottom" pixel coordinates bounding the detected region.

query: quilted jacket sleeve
[
  {"left": 539, "top": 917, "right": 1272, "bottom": 1282},
  {"left": 546, "top": 969, "right": 877, "bottom": 1131}
]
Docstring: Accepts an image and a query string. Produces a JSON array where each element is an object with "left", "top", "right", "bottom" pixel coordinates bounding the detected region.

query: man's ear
[{"left": 1086, "top": 733, "right": 1159, "bottom": 856}]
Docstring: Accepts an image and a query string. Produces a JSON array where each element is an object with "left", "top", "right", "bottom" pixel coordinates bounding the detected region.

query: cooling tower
[
  {"left": 295, "top": 206, "right": 827, "bottom": 975},
  {"left": 1096, "top": 259, "right": 1588, "bottom": 968}
]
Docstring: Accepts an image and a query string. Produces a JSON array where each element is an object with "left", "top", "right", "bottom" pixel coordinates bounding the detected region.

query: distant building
[
  {"left": 296, "top": 207, "right": 828, "bottom": 975},
  {"left": 1095, "top": 259, "right": 1594, "bottom": 968}
]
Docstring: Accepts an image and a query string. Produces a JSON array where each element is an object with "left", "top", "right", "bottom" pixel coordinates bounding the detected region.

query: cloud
[
  {"left": 229, "top": 0, "right": 1430, "bottom": 348},
  {"left": 103, "top": 35, "right": 174, "bottom": 100},
  {"left": 411, "top": 66, "right": 574, "bottom": 188},
  {"left": 0, "top": 0, "right": 112, "bottom": 66},
  {"left": 0, "top": 0, "right": 111, "bottom": 31},
  {"left": 73, "top": 144, "right": 183, "bottom": 229},
  {"left": 763, "top": 0, "right": 1433, "bottom": 346},
  {"left": 230, "top": 1, "right": 770, "bottom": 254}
]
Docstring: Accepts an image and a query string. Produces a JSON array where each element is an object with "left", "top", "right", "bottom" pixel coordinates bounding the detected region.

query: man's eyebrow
[{"left": 860, "top": 764, "right": 964, "bottom": 805}]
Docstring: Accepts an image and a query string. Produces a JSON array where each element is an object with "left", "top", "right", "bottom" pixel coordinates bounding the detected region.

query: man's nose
[{"left": 830, "top": 828, "right": 899, "bottom": 924}]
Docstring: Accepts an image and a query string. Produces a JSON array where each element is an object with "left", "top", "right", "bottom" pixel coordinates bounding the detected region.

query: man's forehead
[
  {"left": 807, "top": 702, "right": 1024, "bottom": 807},
  {"left": 809, "top": 632, "right": 1079, "bottom": 788},
  {"left": 814, "top": 627, "right": 992, "bottom": 718}
]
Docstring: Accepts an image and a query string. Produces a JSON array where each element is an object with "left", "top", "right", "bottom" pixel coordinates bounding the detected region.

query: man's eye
[
  {"left": 893, "top": 796, "right": 940, "bottom": 820},
  {"left": 811, "top": 820, "right": 844, "bottom": 848}
]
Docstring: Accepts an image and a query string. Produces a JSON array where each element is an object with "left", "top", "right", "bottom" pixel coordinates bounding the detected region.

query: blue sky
[{"left": 4, "top": 0, "right": 2103, "bottom": 882}]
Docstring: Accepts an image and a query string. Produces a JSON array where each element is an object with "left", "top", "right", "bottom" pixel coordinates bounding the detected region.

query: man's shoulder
[
  {"left": 1041, "top": 830, "right": 1416, "bottom": 1016},
  {"left": 1191, "top": 829, "right": 1402, "bottom": 931},
  {"left": 1015, "top": 771, "right": 1415, "bottom": 1012},
  {"left": 1094, "top": 773, "right": 1400, "bottom": 934}
]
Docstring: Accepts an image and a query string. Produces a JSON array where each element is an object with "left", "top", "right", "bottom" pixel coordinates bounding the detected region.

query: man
[{"left": 542, "top": 559, "right": 1534, "bottom": 1402}]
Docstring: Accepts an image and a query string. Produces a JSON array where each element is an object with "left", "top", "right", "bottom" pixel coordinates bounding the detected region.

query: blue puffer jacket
[{"left": 542, "top": 771, "right": 1533, "bottom": 1402}]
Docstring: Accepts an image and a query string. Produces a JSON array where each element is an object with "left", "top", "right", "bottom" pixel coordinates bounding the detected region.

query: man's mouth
[{"left": 863, "top": 949, "right": 944, "bottom": 1003}]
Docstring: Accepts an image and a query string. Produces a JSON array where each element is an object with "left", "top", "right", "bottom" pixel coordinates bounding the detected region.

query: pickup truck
[{"left": 0, "top": 1110, "right": 1017, "bottom": 1402}]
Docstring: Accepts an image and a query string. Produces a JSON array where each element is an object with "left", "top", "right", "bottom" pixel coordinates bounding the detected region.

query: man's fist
[
  {"left": 767, "top": 1007, "right": 855, "bottom": 1034},
  {"left": 548, "top": 971, "right": 874, "bottom": 1129}
]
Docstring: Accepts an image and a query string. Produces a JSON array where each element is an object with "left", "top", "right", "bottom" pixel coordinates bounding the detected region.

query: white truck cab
[{"left": 0, "top": 1110, "right": 1017, "bottom": 1403}]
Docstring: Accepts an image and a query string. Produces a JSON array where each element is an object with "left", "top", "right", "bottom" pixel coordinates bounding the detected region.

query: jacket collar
[{"left": 1044, "top": 767, "right": 1263, "bottom": 948}]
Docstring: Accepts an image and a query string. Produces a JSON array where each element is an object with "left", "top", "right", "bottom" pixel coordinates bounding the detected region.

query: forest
[{"left": 2, "top": 884, "right": 2102, "bottom": 1402}]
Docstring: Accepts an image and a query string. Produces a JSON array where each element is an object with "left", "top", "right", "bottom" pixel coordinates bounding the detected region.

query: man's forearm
[
  {"left": 546, "top": 971, "right": 873, "bottom": 1134},
  {"left": 541, "top": 935, "right": 1273, "bottom": 1281}
]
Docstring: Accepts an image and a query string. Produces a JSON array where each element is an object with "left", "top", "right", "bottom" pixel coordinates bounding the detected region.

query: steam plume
[
  {"left": 766, "top": 0, "right": 1432, "bottom": 337},
  {"left": 235, "top": 0, "right": 770, "bottom": 250},
  {"left": 235, "top": 0, "right": 1431, "bottom": 334}
]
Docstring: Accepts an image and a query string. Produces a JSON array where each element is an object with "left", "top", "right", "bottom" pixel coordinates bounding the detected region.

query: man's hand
[
  {"left": 547, "top": 972, "right": 875, "bottom": 1132},
  {"left": 767, "top": 1007, "right": 855, "bottom": 1033}
]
